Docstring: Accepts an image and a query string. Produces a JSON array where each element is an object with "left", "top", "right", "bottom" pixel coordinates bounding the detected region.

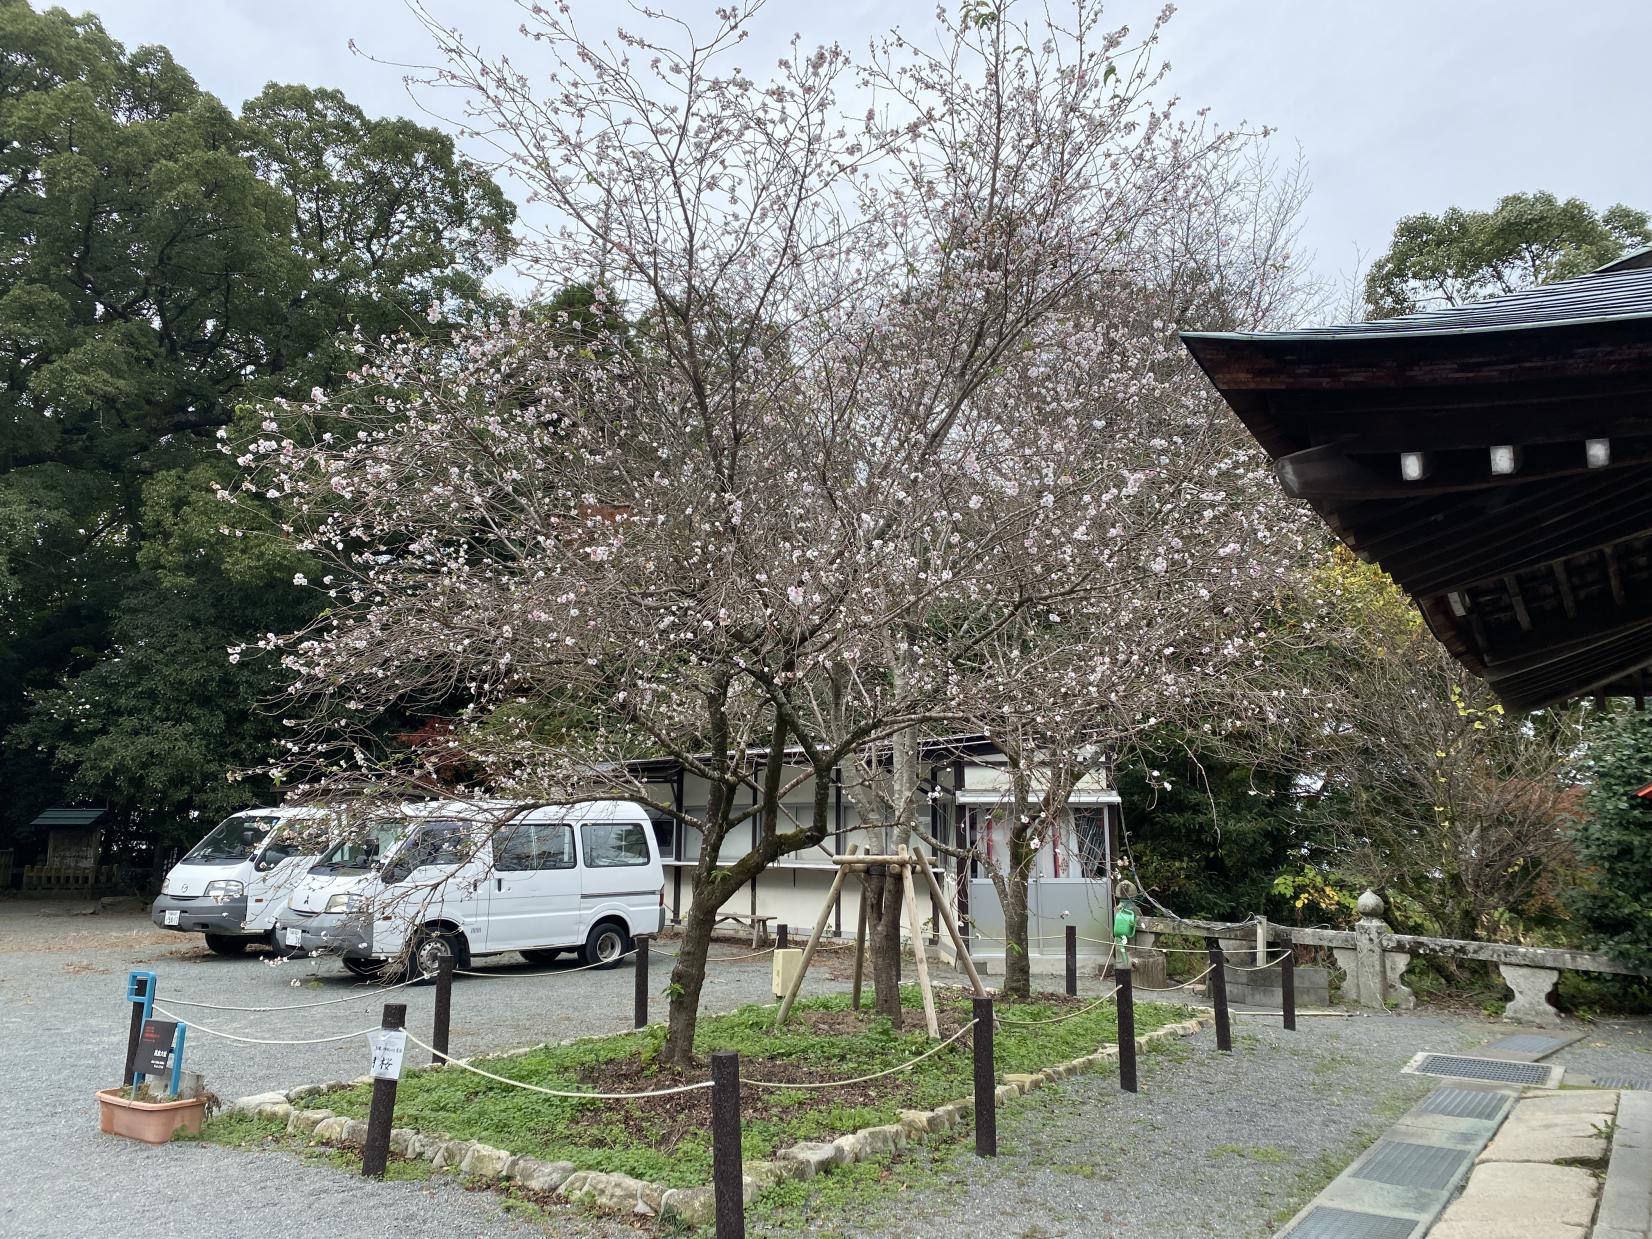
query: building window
[{"left": 1074, "top": 809, "right": 1108, "bottom": 879}]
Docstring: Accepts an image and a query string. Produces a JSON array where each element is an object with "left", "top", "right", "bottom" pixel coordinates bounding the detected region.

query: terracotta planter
[{"left": 97, "top": 1088, "right": 207, "bottom": 1144}]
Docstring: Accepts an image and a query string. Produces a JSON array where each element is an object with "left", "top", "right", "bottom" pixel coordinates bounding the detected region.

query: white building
[{"left": 636, "top": 737, "right": 1121, "bottom": 974}]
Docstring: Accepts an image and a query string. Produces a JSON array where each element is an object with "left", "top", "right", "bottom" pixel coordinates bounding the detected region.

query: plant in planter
[{"left": 98, "top": 1075, "right": 215, "bottom": 1145}]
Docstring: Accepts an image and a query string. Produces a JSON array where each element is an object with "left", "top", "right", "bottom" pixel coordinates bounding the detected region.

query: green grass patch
[
  {"left": 298, "top": 986, "right": 1188, "bottom": 1188},
  {"left": 1210, "top": 1143, "right": 1290, "bottom": 1164}
]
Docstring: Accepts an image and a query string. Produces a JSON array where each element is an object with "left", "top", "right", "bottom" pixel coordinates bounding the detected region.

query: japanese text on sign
[{"left": 367, "top": 1028, "right": 406, "bottom": 1080}]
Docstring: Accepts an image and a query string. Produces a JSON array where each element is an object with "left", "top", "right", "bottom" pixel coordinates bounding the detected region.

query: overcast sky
[{"left": 72, "top": 0, "right": 1652, "bottom": 317}]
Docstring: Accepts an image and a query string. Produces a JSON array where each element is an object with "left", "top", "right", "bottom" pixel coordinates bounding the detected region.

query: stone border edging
[{"left": 225, "top": 1008, "right": 1213, "bottom": 1227}]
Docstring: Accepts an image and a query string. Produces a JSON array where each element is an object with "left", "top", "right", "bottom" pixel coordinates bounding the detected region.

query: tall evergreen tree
[
  {"left": 1572, "top": 711, "right": 1652, "bottom": 967},
  {"left": 0, "top": 0, "right": 514, "bottom": 863}
]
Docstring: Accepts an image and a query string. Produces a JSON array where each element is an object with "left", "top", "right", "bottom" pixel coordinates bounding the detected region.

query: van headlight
[
  {"left": 205, "top": 880, "right": 244, "bottom": 902},
  {"left": 324, "top": 892, "right": 366, "bottom": 914}
]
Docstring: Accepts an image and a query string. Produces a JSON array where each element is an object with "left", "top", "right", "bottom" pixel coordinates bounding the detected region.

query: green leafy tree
[
  {"left": 1365, "top": 191, "right": 1651, "bottom": 317},
  {"left": 1571, "top": 711, "right": 1652, "bottom": 967},
  {"left": 0, "top": 0, "right": 513, "bottom": 863},
  {"left": 1115, "top": 733, "right": 1310, "bottom": 924}
]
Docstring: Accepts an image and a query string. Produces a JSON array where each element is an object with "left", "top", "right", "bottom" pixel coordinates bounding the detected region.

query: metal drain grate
[
  {"left": 1281, "top": 1206, "right": 1420, "bottom": 1239},
  {"left": 1415, "top": 1086, "right": 1512, "bottom": 1122},
  {"left": 1350, "top": 1140, "right": 1471, "bottom": 1192},
  {"left": 1588, "top": 1075, "right": 1652, "bottom": 1090},
  {"left": 1403, "top": 1053, "right": 1561, "bottom": 1088}
]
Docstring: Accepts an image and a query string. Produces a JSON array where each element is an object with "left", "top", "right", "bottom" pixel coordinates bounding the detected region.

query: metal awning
[{"left": 1181, "top": 257, "right": 1652, "bottom": 710}]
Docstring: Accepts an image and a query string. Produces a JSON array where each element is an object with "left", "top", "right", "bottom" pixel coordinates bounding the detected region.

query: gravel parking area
[
  {"left": 0, "top": 900, "right": 854, "bottom": 1239},
  {"left": 13, "top": 899, "right": 1652, "bottom": 1239}
]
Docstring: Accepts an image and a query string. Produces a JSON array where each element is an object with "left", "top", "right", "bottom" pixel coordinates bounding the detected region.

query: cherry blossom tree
[{"left": 231, "top": 0, "right": 1307, "bottom": 1061}]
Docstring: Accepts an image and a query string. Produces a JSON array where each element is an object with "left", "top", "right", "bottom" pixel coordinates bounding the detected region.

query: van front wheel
[
  {"left": 409, "top": 928, "right": 470, "bottom": 982},
  {"left": 204, "top": 933, "right": 250, "bottom": 957},
  {"left": 582, "top": 922, "right": 629, "bottom": 969}
]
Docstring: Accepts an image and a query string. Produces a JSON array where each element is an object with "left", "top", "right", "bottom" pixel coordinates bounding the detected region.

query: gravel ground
[
  {"left": 12, "top": 900, "right": 1652, "bottom": 1239},
  {"left": 0, "top": 900, "right": 855, "bottom": 1239},
  {"left": 760, "top": 1004, "right": 1652, "bottom": 1239}
]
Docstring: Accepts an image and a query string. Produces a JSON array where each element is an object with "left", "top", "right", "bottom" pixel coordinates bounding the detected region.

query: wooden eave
[{"left": 1181, "top": 276, "right": 1652, "bottom": 711}]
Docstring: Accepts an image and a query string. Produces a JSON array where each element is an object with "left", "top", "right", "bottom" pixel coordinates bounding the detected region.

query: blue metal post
[
  {"left": 168, "top": 1023, "right": 187, "bottom": 1099},
  {"left": 125, "top": 970, "right": 157, "bottom": 1090}
]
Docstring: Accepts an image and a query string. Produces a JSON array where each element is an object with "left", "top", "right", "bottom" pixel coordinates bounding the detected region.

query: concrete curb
[{"left": 227, "top": 1005, "right": 1212, "bottom": 1228}]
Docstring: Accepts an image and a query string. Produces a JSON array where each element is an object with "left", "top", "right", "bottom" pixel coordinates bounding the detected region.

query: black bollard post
[
  {"left": 1281, "top": 949, "right": 1297, "bottom": 1032},
  {"left": 634, "top": 934, "right": 651, "bottom": 1030},
  {"left": 1205, "top": 937, "right": 1232, "bottom": 1053},
  {"left": 973, "top": 995, "right": 996, "bottom": 1157},
  {"left": 777, "top": 923, "right": 788, "bottom": 950},
  {"left": 711, "top": 1051, "right": 745, "bottom": 1239},
  {"left": 431, "top": 956, "right": 453, "bottom": 1065},
  {"left": 1064, "top": 925, "right": 1078, "bottom": 998},
  {"left": 1116, "top": 959, "right": 1138, "bottom": 1093},
  {"left": 124, "top": 975, "right": 151, "bottom": 1089},
  {"left": 361, "top": 1002, "right": 407, "bottom": 1178}
]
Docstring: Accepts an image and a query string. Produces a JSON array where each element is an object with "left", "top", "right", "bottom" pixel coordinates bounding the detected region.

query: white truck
[
  {"left": 275, "top": 799, "right": 665, "bottom": 979},
  {"left": 150, "top": 806, "right": 333, "bottom": 955}
]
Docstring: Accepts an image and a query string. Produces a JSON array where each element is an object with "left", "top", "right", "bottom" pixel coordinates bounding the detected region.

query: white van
[
  {"left": 275, "top": 800, "right": 665, "bottom": 979},
  {"left": 151, "top": 806, "right": 333, "bottom": 955}
]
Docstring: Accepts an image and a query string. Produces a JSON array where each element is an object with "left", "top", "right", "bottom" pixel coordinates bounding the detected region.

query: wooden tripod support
[{"left": 773, "top": 844, "right": 986, "bottom": 1039}]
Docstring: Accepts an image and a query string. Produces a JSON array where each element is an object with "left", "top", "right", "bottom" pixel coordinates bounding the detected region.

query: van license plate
[
  {"left": 164, "top": 910, "right": 180, "bottom": 926},
  {"left": 284, "top": 927, "right": 303, "bottom": 947}
]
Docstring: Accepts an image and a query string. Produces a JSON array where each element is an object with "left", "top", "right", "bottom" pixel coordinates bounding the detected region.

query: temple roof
[{"left": 1181, "top": 255, "right": 1652, "bottom": 710}]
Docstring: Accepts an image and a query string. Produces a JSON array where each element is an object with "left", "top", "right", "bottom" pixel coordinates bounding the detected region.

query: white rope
[
  {"left": 1092, "top": 939, "right": 1224, "bottom": 953},
  {"left": 651, "top": 945, "right": 775, "bottom": 962},
  {"left": 153, "top": 1004, "right": 380, "bottom": 1046},
  {"left": 402, "top": 1031, "right": 713, "bottom": 1098},
  {"left": 745, "top": 1020, "right": 978, "bottom": 1090},
  {"left": 1129, "top": 963, "right": 1217, "bottom": 993},
  {"left": 997, "top": 986, "right": 1120, "bottom": 1026},
  {"left": 1224, "top": 950, "right": 1294, "bottom": 972},
  {"left": 162, "top": 975, "right": 424, "bottom": 1012},
  {"left": 453, "top": 949, "right": 636, "bottom": 978}
]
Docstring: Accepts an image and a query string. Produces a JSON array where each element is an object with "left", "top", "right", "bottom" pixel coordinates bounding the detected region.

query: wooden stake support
[
  {"left": 897, "top": 846, "right": 939, "bottom": 1038},
  {"left": 774, "top": 843, "right": 985, "bottom": 1038}
]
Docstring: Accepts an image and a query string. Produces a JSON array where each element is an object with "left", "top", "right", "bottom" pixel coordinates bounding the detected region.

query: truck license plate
[
  {"left": 284, "top": 927, "right": 303, "bottom": 947},
  {"left": 164, "top": 909, "right": 180, "bottom": 926}
]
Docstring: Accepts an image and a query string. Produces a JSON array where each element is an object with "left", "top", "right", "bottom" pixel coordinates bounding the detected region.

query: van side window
[
  {"left": 496, "top": 822, "right": 575, "bottom": 872},
  {"left": 580, "top": 821, "right": 650, "bottom": 867}
]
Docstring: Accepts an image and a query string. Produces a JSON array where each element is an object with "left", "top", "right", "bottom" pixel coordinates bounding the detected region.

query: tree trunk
[
  {"left": 864, "top": 724, "right": 918, "bottom": 1024},
  {"left": 660, "top": 888, "right": 720, "bottom": 1067},
  {"left": 1003, "top": 830, "right": 1036, "bottom": 1000},
  {"left": 866, "top": 866, "right": 904, "bottom": 1024}
]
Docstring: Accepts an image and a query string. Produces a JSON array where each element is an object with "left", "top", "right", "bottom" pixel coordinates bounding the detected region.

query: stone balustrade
[{"left": 1135, "top": 890, "right": 1651, "bottom": 1024}]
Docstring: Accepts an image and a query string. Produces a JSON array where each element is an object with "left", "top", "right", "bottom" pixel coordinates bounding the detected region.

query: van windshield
[
  {"left": 180, "top": 814, "right": 283, "bottom": 865},
  {"left": 311, "top": 820, "right": 406, "bottom": 875}
]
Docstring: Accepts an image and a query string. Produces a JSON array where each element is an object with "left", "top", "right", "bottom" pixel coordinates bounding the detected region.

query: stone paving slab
[
  {"left": 1428, "top": 1162, "right": 1597, "bottom": 1238},
  {"left": 1615, "top": 1090, "right": 1652, "bottom": 1149},
  {"left": 1475, "top": 1105, "right": 1611, "bottom": 1164},
  {"left": 1478, "top": 1032, "right": 1585, "bottom": 1062},
  {"left": 1597, "top": 1112, "right": 1652, "bottom": 1238}
]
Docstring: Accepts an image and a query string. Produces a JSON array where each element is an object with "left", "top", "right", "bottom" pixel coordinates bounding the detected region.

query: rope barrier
[
  {"left": 997, "top": 986, "right": 1120, "bottom": 1026},
  {"left": 650, "top": 945, "right": 776, "bottom": 962},
  {"left": 403, "top": 1031, "right": 715, "bottom": 1098},
  {"left": 1223, "top": 950, "right": 1295, "bottom": 972},
  {"left": 745, "top": 1020, "right": 978, "bottom": 1089},
  {"left": 1130, "top": 963, "right": 1217, "bottom": 994},
  {"left": 453, "top": 949, "right": 638, "bottom": 978},
  {"left": 162, "top": 975, "right": 425, "bottom": 1012},
  {"left": 152, "top": 1003, "right": 381, "bottom": 1046}
]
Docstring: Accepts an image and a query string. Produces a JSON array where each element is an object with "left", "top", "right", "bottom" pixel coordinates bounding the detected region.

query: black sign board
[{"left": 138, "top": 1019, "right": 177, "bottom": 1075}]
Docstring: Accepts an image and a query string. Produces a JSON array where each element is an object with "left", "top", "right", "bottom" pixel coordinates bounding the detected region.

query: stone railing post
[{"left": 1350, "top": 890, "right": 1389, "bottom": 1009}]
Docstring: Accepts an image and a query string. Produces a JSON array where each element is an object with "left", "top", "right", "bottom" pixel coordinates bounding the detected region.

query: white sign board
[{"left": 367, "top": 1028, "right": 407, "bottom": 1081}]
